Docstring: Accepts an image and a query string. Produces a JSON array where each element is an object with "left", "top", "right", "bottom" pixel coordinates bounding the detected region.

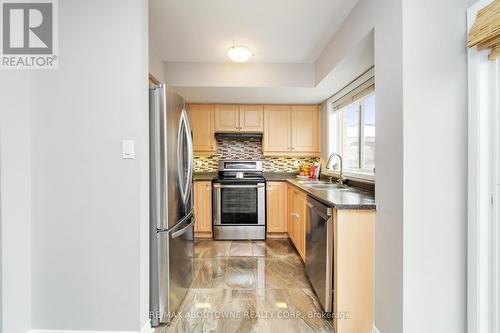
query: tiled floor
[{"left": 155, "top": 239, "right": 334, "bottom": 333}]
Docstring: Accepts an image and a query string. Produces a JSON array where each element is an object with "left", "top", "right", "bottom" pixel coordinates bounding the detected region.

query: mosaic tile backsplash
[{"left": 194, "top": 139, "right": 320, "bottom": 172}]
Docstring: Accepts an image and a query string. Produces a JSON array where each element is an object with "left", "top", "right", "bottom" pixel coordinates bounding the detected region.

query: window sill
[{"left": 322, "top": 170, "right": 375, "bottom": 184}]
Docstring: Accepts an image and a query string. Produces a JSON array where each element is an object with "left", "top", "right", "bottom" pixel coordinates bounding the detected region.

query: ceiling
[
  {"left": 174, "top": 86, "right": 326, "bottom": 104},
  {"left": 174, "top": 32, "right": 375, "bottom": 104},
  {"left": 150, "top": 0, "right": 359, "bottom": 63}
]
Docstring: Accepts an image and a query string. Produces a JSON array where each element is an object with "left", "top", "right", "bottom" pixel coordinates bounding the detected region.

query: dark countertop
[
  {"left": 193, "top": 172, "right": 216, "bottom": 181},
  {"left": 264, "top": 172, "right": 376, "bottom": 210},
  {"left": 263, "top": 172, "right": 299, "bottom": 181}
]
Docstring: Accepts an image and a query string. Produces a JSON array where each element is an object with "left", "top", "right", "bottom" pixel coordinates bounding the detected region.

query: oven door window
[{"left": 220, "top": 187, "right": 258, "bottom": 224}]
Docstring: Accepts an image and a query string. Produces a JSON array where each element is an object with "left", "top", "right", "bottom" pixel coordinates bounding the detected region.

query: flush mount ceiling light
[{"left": 227, "top": 45, "right": 253, "bottom": 62}]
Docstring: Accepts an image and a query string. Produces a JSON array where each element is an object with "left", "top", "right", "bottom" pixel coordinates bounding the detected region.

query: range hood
[{"left": 215, "top": 132, "right": 262, "bottom": 141}]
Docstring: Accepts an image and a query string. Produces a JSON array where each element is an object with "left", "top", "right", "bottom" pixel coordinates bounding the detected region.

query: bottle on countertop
[
  {"left": 309, "top": 164, "right": 316, "bottom": 179},
  {"left": 314, "top": 162, "right": 321, "bottom": 179}
]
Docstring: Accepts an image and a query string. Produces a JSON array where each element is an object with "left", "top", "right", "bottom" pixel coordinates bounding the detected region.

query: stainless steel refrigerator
[{"left": 149, "top": 84, "right": 194, "bottom": 326}]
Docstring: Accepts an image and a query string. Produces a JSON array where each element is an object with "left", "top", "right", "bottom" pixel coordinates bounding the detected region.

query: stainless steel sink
[
  {"left": 297, "top": 180, "right": 330, "bottom": 184},
  {"left": 305, "top": 183, "right": 349, "bottom": 190}
]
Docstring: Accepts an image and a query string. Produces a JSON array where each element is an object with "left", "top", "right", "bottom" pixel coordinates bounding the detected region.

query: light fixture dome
[{"left": 227, "top": 45, "right": 253, "bottom": 62}]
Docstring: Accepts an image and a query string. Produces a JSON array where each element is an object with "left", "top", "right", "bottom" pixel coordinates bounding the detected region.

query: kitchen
[
  {"left": 148, "top": 1, "right": 378, "bottom": 328},
  {"left": 0, "top": 0, "right": 476, "bottom": 333},
  {"left": 150, "top": 92, "right": 376, "bottom": 333},
  {"left": 190, "top": 103, "right": 376, "bottom": 333}
]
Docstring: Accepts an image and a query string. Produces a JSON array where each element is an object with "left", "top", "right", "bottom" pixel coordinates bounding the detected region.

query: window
[{"left": 327, "top": 69, "right": 375, "bottom": 180}]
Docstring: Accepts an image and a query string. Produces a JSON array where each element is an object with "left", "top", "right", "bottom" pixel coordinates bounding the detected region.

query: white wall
[
  {"left": 29, "top": 0, "right": 149, "bottom": 331},
  {"left": 149, "top": 48, "right": 166, "bottom": 83},
  {"left": 319, "top": 31, "right": 374, "bottom": 168},
  {"left": 402, "top": 0, "right": 468, "bottom": 331},
  {"left": 317, "top": 0, "right": 404, "bottom": 331},
  {"left": 0, "top": 72, "right": 32, "bottom": 333},
  {"left": 319, "top": 0, "right": 469, "bottom": 331},
  {"left": 165, "top": 62, "right": 315, "bottom": 87}
]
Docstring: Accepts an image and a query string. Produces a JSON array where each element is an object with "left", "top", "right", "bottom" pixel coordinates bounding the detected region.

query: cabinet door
[
  {"left": 287, "top": 184, "right": 297, "bottom": 245},
  {"left": 295, "top": 190, "right": 307, "bottom": 261},
  {"left": 189, "top": 104, "right": 216, "bottom": 153},
  {"left": 266, "top": 182, "right": 287, "bottom": 233},
  {"left": 194, "top": 181, "right": 212, "bottom": 233},
  {"left": 239, "top": 105, "right": 263, "bottom": 132},
  {"left": 214, "top": 104, "right": 239, "bottom": 132},
  {"left": 291, "top": 105, "right": 320, "bottom": 153},
  {"left": 263, "top": 105, "right": 291, "bottom": 153},
  {"left": 287, "top": 184, "right": 293, "bottom": 241}
]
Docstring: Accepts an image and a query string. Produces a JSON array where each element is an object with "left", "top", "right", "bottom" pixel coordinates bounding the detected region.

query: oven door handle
[{"left": 213, "top": 184, "right": 265, "bottom": 189}]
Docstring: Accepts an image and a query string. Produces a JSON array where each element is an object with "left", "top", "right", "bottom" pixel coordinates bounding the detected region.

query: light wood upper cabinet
[
  {"left": 263, "top": 104, "right": 319, "bottom": 156},
  {"left": 189, "top": 104, "right": 216, "bottom": 153},
  {"left": 191, "top": 103, "right": 318, "bottom": 155},
  {"left": 215, "top": 104, "right": 264, "bottom": 132},
  {"left": 291, "top": 105, "right": 320, "bottom": 153},
  {"left": 194, "top": 181, "right": 212, "bottom": 235},
  {"left": 214, "top": 104, "right": 239, "bottom": 132},
  {"left": 266, "top": 182, "right": 287, "bottom": 233},
  {"left": 239, "top": 105, "right": 263, "bottom": 131},
  {"left": 263, "top": 105, "right": 291, "bottom": 152}
]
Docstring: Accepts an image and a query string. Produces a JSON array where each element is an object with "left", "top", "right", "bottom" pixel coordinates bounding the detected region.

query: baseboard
[
  {"left": 26, "top": 330, "right": 141, "bottom": 333},
  {"left": 373, "top": 325, "right": 381, "bottom": 333},
  {"left": 140, "top": 320, "right": 153, "bottom": 333},
  {"left": 194, "top": 231, "right": 212, "bottom": 239},
  {"left": 266, "top": 232, "right": 288, "bottom": 239},
  {"left": 27, "top": 319, "right": 153, "bottom": 333}
]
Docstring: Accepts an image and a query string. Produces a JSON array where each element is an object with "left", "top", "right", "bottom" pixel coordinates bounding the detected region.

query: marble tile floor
[{"left": 155, "top": 239, "right": 334, "bottom": 333}]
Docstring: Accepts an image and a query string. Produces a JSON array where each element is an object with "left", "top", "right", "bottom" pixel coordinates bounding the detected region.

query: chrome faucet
[{"left": 325, "top": 153, "right": 346, "bottom": 185}]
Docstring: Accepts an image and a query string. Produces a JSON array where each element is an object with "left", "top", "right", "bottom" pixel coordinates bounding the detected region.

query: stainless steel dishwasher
[{"left": 305, "top": 195, "right": 334, "bottom": 312}]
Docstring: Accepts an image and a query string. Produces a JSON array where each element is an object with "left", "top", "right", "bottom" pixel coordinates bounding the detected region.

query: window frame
[{"left": 326, "top": 70, "right": 376, "bottom": 182}]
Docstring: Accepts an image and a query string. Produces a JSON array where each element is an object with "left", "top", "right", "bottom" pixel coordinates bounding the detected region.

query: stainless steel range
[{"left": 213, "top": 160, "right": 266, "bottom": 240}]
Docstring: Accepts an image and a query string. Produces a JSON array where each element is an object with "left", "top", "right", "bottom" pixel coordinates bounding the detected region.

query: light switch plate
[{"left": 122, "top": 140, "right": 135, "bottom": 159}]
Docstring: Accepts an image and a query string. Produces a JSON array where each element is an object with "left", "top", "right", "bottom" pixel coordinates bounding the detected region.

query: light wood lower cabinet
[
  {"left": 284, "top": 182, "right": 375, "bottom": 333},
  {"left": 333, "top": 209, "right": 374, "bottom": 333},
  {"left": 194, "top": 181, "right": 212, "bottom": 238},
  {"left": 287, "top": 184, "right": 307, "bottom": 261},
  {"left": 266, "top": 182, "right": 287, "bottom": 234}
]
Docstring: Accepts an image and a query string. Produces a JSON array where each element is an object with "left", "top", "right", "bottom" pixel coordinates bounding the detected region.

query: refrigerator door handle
[
  {"left": 177, "top": 110, "right": 194, "bottom": 207},
  {"left": 183, "top": 109, "right": 194, "bottom": 204},
  {"left": 176, "top": 209, "right": 194, "bottom": 228},
  {"left": 150, "top": 86, "right": 166, "bottom": 230},
  {"left": 171, "top": 216, "right": 195, "bottom": 239}
]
